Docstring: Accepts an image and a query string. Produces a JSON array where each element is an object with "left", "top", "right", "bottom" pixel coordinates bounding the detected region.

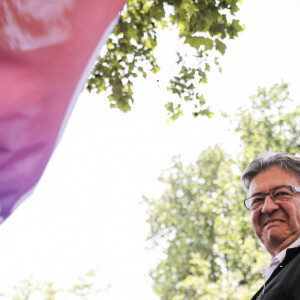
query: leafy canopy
[
  {"left": 145, "top": 83, "right": 300, "bottom": 299},
  {"left": 0, "top": 269, "right": 108, "bottom": 300},
  {"left": 87, "top": 0, "right": 244, "bottom": 121}
]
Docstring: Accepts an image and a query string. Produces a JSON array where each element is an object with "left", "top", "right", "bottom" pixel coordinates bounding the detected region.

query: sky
[{"left": 0, "top": 0, "right": 299, "bottom": 298}]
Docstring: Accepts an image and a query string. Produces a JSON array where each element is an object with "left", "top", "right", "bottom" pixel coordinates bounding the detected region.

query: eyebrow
[
  {"left": 248, "top": 185, "right": 291, "bottom": 198},
  {"left": 249, "top": 191, "right": 265, "bottom": 198}
]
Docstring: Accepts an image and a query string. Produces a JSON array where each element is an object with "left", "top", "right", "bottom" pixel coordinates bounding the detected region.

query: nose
[{"left": 261, "top": 194, "right": 279, "bottom": 214}]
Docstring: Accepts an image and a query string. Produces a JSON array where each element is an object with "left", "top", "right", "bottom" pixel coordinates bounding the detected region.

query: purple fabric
[{"left": 0, "top": 0, "right": 126, "bottom": 222}]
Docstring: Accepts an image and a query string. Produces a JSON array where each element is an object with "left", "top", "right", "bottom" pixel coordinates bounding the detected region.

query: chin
[{"left": 263, "top": 232, "right": 287, "bottom": 249}]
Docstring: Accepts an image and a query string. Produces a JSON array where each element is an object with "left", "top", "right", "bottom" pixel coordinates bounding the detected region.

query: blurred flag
[{"left": 0, "top": 0, "right": 126, "bottom": 222}]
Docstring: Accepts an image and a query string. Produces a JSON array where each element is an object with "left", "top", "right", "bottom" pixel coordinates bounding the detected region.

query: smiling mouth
[{"left": 264, "top": 220, "right": 284, "bottom": 227}]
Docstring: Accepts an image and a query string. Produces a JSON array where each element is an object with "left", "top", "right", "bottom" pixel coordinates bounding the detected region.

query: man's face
[{"left": 249, "top": 166, "right": 300, "bottom": 257}]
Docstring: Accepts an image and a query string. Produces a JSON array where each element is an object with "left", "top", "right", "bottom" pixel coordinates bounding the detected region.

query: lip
[{"left": 263, "top": 218, "right": 285, "bottom": 227}]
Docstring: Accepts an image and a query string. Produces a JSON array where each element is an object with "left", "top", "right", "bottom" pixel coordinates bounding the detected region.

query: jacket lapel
[{"left": 251, "top": 245, "right": 300, "bottom": 299}]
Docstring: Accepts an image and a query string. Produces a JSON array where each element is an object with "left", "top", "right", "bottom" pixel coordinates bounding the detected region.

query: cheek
[
  {"left": 284, "top": 202, "right": 300, "bottom": 228},
  {"left": 291, "top": 211, "right": 300, "bottom": 229},
  {"left": 251, "top": 211, "right": 262, "bottom": 235},
  {"left": 294, "top": 203, "right": 300, "bottom": 226}
]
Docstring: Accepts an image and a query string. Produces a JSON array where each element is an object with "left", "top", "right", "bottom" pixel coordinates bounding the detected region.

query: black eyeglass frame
[{"left": 244, "top": 185, "right": 300, "bottom": 211}]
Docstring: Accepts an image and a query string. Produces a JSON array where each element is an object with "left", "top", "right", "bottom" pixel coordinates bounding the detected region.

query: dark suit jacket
[{"left": 252, "top": 245, "right": 300, "bottom": 300}]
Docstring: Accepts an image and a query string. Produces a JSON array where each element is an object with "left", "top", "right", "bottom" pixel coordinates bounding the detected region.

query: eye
[
  {"left": 275, "top": 191, "right": 289, "bottom": 196},
  {"left": 273, "top": 187, "right": 292, "bottom": 199},
  {"left": 250, "top": 196, "right": 264, "bottom": 207}
]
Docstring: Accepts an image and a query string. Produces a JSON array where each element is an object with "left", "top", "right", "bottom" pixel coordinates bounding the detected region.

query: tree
[
  {"left": 145, "top": 82, "right": 300, "bottom": 299},
  {"left": 145, "top": 147, "right": 266, "bottom": 300},
  {"left": 87, "top": 0, "right": 244, "bottom": 121},
  {"left": 0, "top": 269, "right": 109, "bottom": 300},
  {"left": 235, "top": 82, "right": 300, "bottom": 169}
]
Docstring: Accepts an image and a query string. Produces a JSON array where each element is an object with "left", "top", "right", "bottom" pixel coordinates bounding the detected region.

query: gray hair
[{"left": 242, "top": 151, "right": 300, "bottom": 192}]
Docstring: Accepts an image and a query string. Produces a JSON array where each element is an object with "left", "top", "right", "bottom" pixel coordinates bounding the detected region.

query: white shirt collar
[
  {"left": 275, "top": 236, "right": 300, "bottom": 263},
  {"left": 262, "top": 236, "right": 300, "bottom": 281}
]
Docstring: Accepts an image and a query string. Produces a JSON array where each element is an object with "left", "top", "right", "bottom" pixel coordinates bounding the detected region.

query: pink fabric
[{"left": 0, "top": 0, "right": 126, "bottom": 221}]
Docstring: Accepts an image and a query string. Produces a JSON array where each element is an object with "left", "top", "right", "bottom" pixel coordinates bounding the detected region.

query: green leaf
[
  {"left": 87, "top": 0, "right": 244, "bottom": 120},
  {"left": 185, "top": 36, "right": 214, "bottom": 50},
  {"left": 215, "top": 38, "right": 227, "bottom": 55}
]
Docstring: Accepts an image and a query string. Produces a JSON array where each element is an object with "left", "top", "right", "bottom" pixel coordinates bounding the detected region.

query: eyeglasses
[{"left": 244, "top": 185, "right": 300, "bottom": 211}]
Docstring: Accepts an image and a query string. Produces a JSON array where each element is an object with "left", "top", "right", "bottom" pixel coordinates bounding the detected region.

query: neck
[{"left": 267, "top": 235, "right": 300, "bottom": 258}]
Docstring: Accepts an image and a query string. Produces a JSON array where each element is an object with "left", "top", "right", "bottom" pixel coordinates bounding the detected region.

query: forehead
[{"left": 248, "top": 166, "right": 300, "bottom": 195}]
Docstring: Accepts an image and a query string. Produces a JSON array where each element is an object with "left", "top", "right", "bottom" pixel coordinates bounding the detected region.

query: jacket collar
[{"left": 252, "top": 245, "right": 300, "bottom": 299}]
